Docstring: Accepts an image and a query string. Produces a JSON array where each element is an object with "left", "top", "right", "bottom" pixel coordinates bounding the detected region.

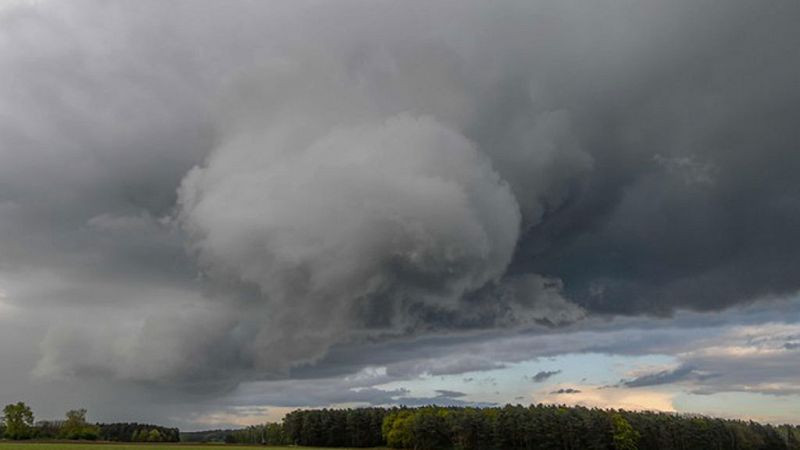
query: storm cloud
[{"left": 0, "top": 0, "right": 799, "bottom": 405}]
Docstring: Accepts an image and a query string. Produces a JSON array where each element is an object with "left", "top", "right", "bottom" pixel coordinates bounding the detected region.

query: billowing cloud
[
  {"left": 0, "top": 0, "right": 798, "bottom": 420},
  {"left": 178, "top": 114, "right": 522, "bottom": 369}
]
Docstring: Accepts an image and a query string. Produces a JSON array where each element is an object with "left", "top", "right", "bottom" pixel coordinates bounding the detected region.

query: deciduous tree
[{"left": 2, "top": 402, "right": 34, "bottom": 440}]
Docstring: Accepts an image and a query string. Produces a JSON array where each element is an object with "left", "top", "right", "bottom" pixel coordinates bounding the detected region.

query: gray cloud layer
[{"left": 0, "top": 0, "right": 799, "bottom": 404}]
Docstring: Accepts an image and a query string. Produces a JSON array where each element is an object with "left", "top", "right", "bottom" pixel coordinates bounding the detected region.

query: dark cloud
[
  {"left": 551, "top": 388, "right": 581, "bottom": 395},
  {"left": 395, "top": 387, "right": 495, "bottom": 407},
  {"left": 516, "top": 1, "right": 800, "bottom": 315},
  {"left": 622, "top": 366, "right": 696, "bottom": 388},
  {"left": 530, "top": 370, "right": 561, "bottom": 383},
  {"left": 0, "top": 0, "right": 798, "bottom": 422},
  {"left": 434, "top": 390, "right": 467, "bottom": 399}
]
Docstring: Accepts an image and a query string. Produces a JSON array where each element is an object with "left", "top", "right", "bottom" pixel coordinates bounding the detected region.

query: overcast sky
[{"left": 1, "top": 0, "right": 800, "bottom": 430}]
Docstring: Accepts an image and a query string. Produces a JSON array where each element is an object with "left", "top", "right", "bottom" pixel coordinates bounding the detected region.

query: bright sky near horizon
[{"left": 1, "top": 0, "right": 799, "bottom": 430}]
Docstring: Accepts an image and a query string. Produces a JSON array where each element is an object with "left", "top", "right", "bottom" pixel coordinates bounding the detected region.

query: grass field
[{"left": 0, "top": 444, "right": 386, "bottom": 450}]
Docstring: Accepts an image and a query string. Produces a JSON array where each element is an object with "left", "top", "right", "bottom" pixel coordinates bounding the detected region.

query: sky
[{"left": 1, "top": 0, "right": 800, "bottom": 430}]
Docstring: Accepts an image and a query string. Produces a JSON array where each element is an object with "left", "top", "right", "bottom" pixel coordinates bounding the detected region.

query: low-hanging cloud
[
  {"left": 0, "top": 0, "right": 798, "bottom": 391},
  {"left": 177, "top": 114, "right": 522, "bottom": 369}
]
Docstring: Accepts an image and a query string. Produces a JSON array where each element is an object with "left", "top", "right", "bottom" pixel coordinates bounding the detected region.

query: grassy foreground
[{"left": 0, "top": 444, "right": 386, "bottom": 450}]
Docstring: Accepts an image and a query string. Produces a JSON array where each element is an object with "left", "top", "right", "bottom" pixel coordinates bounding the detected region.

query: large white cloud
[{"left": 178, "top": 114, "right": 521, "bottom": 368}]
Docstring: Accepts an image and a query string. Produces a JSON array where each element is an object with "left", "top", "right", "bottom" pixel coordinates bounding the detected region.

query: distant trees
[
  {"left": 281, "top": 405, "right": 800, "bottom": 450},
  {"left": 182, "top": 423, "right": 289, "bottom": 445},
  {"left": 32, "top": 420, "right": 64, "bottom": 439},
  {"left": 2, "top": 400, "right": 798, "bottom": 449},
  {"left": 0, "top": 403, "right": 177, "bottom": 442},
  {"left": 235, "top": 422, "right": 287, "bottom": 445},
  {"left": 180, "top": 428, "right": 233, "bottom": 443},
  {"left": 2, "top": 402, "right": 35, "bottom": 440},
  {"left": 99, "top": 423, "right": 179, "bottom": 442},
  {"left": 59, "top": 409, "right": 100, "bottom": 440},
  {"left": 284, "top": 408, "right": 387, "bottom": 447}
]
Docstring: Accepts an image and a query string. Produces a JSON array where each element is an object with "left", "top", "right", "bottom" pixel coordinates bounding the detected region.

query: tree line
[
  {"left": 97, "top": 422, "right": 180, "bottom": 442},
  {"left": 5, "top": 401, "right": 800, "bottom": 449},
  {"left": 275, "top": 405, "right": 800, "bottom": 450},
  {"left": 182, "top": 423, "right": 287, "bottom": 445},
  {"left": 0, "top": 402, "right": 177, "bottom": 442}
]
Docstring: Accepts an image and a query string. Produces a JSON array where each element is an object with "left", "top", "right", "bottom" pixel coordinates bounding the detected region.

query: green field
[{"left": 0, "top": 444, "right": 385, "bottom": 450}]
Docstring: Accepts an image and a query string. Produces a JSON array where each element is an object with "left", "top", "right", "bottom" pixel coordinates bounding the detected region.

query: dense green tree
[
  {"left": 147, "top": 429, "right": 162, "bottom": 442},
  {"left": 411, "top": 407, "right": 452, "bottom": 450},
  {"left": 383, "top": 410, "right": 415, "bottom": 449},
  {"left": 59, "top": 408, "right": 99, "bottom": 440},
  {"left": 612, "top": 413, "right": 639, "bottom": 450},
  {"left": 99, "top": 423, "right": 179, "bottom": 442},
  {"left": 2, "top": 402, "right": 34, "bottom": 440}
]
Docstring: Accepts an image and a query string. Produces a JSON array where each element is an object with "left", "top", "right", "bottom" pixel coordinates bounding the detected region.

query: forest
[
  {"left": 228, "top": 405, "right": 800, "bottom": 450},
  {"left": 4, "top": 401, "right": 800, "bottom": 449}
]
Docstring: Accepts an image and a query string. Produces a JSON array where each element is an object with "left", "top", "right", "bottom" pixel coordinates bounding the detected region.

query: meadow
[{"left": 0, "top": 444, "right": 385, "bottom": 450}]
